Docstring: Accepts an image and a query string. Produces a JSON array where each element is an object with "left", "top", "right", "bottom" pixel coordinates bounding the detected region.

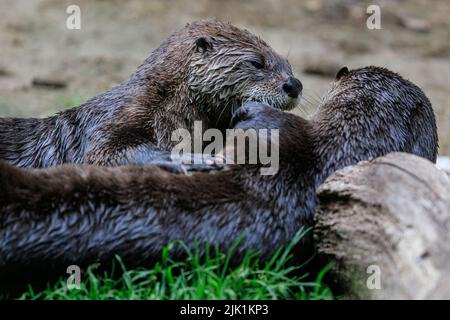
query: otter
[
  {"left": 0, "top": 66, "right": 438, "bottom": 293},
  {"left": 0, "top": 20, "right": 301, "bottom": 168}
]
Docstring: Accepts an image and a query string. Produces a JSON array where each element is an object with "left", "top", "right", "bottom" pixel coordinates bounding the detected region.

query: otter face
[{"left": 186, "top": 21, "right": 302, "bottom": 120}]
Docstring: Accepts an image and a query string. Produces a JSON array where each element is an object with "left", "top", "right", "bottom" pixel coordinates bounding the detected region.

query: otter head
[
  {"left": 183, "top": 20, "right": 302, "bottom": 125},
  {"left": 318, "top": 66, "right": 438, "bottom": 162}
]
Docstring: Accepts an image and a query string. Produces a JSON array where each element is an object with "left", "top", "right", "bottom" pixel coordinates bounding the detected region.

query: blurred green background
[{"left": 0, "top": 0, "right": 449, "bottom": 154}]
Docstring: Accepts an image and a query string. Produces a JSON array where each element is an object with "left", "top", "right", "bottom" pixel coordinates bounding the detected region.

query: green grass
[
  {"left": 60, "top": 93, "right": 86, "bottom": 108},
  {"left": 19, "top": 229, "right": 335, "bottom": 300}
]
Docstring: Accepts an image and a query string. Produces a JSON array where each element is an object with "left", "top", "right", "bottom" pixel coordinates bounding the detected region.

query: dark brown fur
[
  {"left": 0, "top": 67, "right": 438, "bottom": 294},
  {"left": 0, "top": 20, "right": 300, "bottom": 168}
]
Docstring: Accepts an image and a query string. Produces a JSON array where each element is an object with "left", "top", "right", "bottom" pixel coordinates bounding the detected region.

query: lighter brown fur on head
[
  {"left": 186, "top": 21, "right": 298, "bottom": 111},
  {"left": 0, "top": 20, "right": 301, "bottom": 168},
  {"left": 131, "top": 20, "right": 301, "bottom": 131}
]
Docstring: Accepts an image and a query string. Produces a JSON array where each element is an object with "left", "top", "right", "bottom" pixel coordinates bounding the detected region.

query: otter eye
[{"left": 248, "top": 60, "right": 264, "bottom": 69}]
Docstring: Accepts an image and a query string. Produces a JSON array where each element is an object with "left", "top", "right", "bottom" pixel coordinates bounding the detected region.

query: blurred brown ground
[{"left": 0, "top": 0, "right": 449, "bottom": 154}]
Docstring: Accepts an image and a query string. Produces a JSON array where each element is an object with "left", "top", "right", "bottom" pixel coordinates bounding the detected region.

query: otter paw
[
  {"left": 165, "top": 154, "right": 227, "bottom": 174},
  {"left": 155, "top": 162, "right": 226, "bottom": 175},
  {"left": 231, "top": 102, "right": 278, "bottom": 129},
  {"left": 184, "top": 162, "right": 227, "bottom": 173},
  {"left": 154, "top": 162, "right": 188, "bottom": 174},
  {"left": 171, "top": 153, "right": 226, "bottom": 166},
  {"left": 180, "top": 154, "right": 227, "bottom": 173}
]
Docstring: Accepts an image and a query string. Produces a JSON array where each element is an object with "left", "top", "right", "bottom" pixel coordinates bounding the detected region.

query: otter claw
[
  {"left": 184, "top": 162, "right": 226, "bottom": 173},
  {"left": 156, "top": 159, "right": 226, "bottom": 175},
  {"left": 154, "top": 163, "right": 188, "bottom": 174}
]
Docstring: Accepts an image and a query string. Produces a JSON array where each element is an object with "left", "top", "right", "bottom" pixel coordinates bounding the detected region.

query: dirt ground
[{"left": 0, "top": 0, "right": 449, "bottom": 154}]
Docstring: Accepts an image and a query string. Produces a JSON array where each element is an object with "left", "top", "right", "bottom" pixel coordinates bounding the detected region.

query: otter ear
[
  {"left": 335, "top": 66, "right": 349, "bottom": 80},
  {"left": 195, "top": 37, "right": 213, "bottom": 53}
]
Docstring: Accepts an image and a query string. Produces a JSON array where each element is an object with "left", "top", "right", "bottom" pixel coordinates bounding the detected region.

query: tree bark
[{"left": 314, "top": 152, "right": 450, "bottom": 299}]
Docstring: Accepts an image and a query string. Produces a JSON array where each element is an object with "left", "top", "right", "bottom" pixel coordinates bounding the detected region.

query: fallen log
[{"left": 314, "top": 152, "right": 450, "bottom": 299}]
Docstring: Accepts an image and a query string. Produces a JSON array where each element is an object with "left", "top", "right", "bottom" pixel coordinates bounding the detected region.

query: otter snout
[{"left": 282, "top": 77, "right": 303, "bottom": 99}]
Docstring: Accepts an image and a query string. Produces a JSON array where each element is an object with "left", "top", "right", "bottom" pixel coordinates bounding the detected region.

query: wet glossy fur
[
  {"left": 0, "top": 20, "right": 297, "bottom": 168},
  {"left": 0, "top": 67, "right": 438, "bottom": 293}
]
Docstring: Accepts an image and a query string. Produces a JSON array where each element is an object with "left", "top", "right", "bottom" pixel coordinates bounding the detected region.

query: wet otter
[
  {"left": 0, "top": 20, "right": 301, "bottom": 168},
  {"left": 0, "top": 67, "right": 438, "bottom": 293}
]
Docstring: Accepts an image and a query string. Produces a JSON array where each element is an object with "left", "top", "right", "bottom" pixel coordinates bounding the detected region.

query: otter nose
[{"left": 282, "top": 77, "right": 303, "bottom": 99}]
